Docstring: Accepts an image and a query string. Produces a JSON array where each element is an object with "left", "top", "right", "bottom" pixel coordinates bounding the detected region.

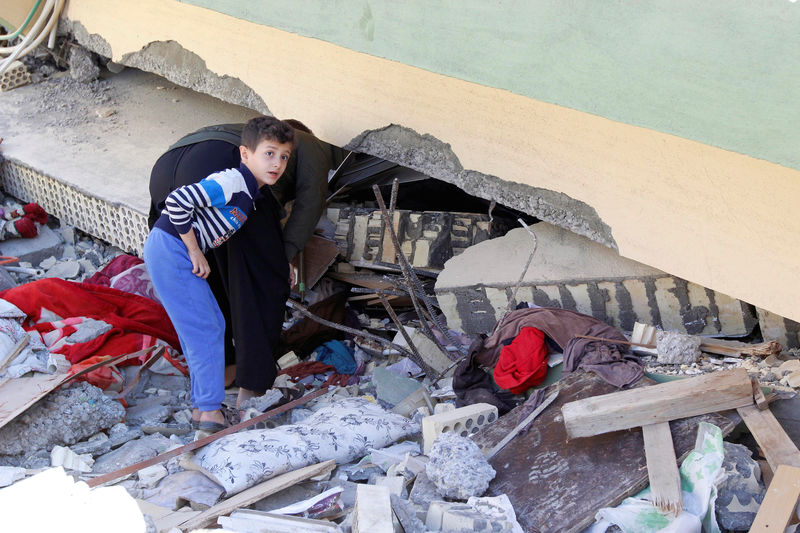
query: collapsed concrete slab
[
  {"left": 757, "top": 308, "right": 800, "bottom": 350},
  {"left": 435, "top": 222, "right": 758, "bottom": 336}
]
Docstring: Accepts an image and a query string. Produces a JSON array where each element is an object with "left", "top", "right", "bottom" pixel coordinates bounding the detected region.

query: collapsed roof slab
[{"left": 435, "top": 223, "right": 766, "bottom": 340}]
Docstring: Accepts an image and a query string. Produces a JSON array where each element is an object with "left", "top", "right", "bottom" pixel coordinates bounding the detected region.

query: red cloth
[
  {"left": 84, "top": 254, "right": 144, "bottom": 287},
  {"left": 493, "top": 327, "right": 549, "bottom": 394},
  {"left": 0, "top": 278, "right": 179, "bottom": 365}
]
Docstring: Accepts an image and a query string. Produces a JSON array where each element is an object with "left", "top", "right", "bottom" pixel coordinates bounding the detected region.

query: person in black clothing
[{"left": 148, "top": 119, "right": 346, "bottom": 409}]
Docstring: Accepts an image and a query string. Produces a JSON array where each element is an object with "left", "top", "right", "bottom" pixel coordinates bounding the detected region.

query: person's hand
[
  {"left": 189, "top": 248, "right": 211, "bottom": 279},
  {"left": 289, "top": 263, "right": 298, "bottom": 287}
]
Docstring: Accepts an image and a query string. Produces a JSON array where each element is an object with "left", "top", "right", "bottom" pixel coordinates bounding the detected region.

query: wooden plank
[
  {"left": 749, "top": 465, "right": 800, "bottom": 533},
  {"left": 0, "top": 333, "right": 29, "bottom": 374},
  {"left": 295, "top": 235, "right": 339, "bottom": 291},
  {"left": 136, "top": 500, "right": 201, "bottom": 533},
  {"left": 737, "top": 403, "right": 800, "bottom": 471},
  {"left": 471, "top": 372, "right": 737, "bottom": 533},
  {"left": 562, "top": 368, "right": 752, "bottom": 438},
  {"left": 178, "top": 460, "right": 336, "bottom": 531},
  {"left": 0, "top": 372, "right": 67, "bottom": 431},
  {"left": 752, "top": 377, "right": 770, "bottom": 410},
  {"left": 642, "top": 422, "right": 681, "bottom": 515}
]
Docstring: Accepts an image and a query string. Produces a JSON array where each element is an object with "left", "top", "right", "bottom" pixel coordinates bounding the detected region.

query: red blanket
[{"left": 0, "top": 278, "right": 179, "bottom": 364}]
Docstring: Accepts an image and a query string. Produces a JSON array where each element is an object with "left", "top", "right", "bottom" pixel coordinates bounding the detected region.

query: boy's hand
[
  {"left": 289, "top": 263, "right": 298, "bottom": 287},
  {"left": 189, "top": 249, "right": 211, "bottom": 279}
]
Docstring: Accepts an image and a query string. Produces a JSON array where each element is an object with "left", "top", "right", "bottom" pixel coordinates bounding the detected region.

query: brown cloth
[{"left": 477, "top": 307, "right": 643, "bottom": 389}]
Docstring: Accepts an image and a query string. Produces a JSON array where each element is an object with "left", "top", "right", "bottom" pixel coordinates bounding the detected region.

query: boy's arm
[
  {"left": 164, "top": 175, "right": 233, "bottom": 233},
  {"left": 179, "top": 228, "right": 210, "bottom": 279}
]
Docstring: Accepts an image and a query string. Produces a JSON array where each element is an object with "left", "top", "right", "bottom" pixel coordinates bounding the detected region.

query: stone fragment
[
  {"left": 39, "top": 256, "right": 57, "bottom": 270},
  {"left": 373, "top": 475, "right": 406, "bottom": 497},
  {"left": 95, "top": 107, "right": 116, "bottom": 118},
  {"left": 716, "top": 442, "right": 765, "bottom": 531},
  {"left": 137, "top": 464, "right": 168, "bottom": 489},
  {"left": 70, "top": 432, "right": 112, "bottom": 457},
  {"left": 656, "top": 330, "right": 702, "bottom": 365},
  {"left": 107, "top": 423, "right": 144, "bottom": 448},
  {"left": 0, "top": 266, "right": 17, "bottom": 291},
  {"left": 45, "top": 260, "right": 81, "bottom": 279},
  {"left": 0, "top": 225, "right": 62, "bottom": 266},
  {"left": 69, "top": 46, "right": 100, "bottom": 82},
  {"left": 0, "top": 382, "right": 124, "bottom": 458},
  {"left": 787, "top": 371, "right": 800, "bottom": 389},
  {"left": 61, "top": 245, "right": 77, "bottom": 260},
  {"left": 778, "top": 359, "right": 800, "bottom": 376},
  {"left": 60, "top": 224, "right": 76, "bottom": 245},
  {"left": 425, "top": 432, "right": 496, "bottom": 500},
  {"left": 125, "top": 395, "right": 174, "bottom": 426},
  {"left": 409, "top": 471, "right": 438, "bottom": 506},
  {"left": 93, "top": 434, "right": 171, "bottom": 474},
  {"left": 391, "top": 494, "right": 426, "bottom": 533},
  {"left": 353, "top": 483, "right": 393, "bottom": 533},
  {"left": 50, "top": 445, "right": 94, "bottom": 472},
  {"left": 142, "top": 470, "right": 224, "bottom": 510},
  {"left": 373, "top": 366, "right": 423, "bottom": 406}
]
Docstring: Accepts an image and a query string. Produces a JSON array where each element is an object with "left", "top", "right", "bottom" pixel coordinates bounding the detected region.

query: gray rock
[
  {"left": 0, "top": 382, "right": 124, "bottom": 458},
  {"left": 426, "top": 432, "right": 496, "bottom": 500},
  {"left": 0, "top": 267, "right": 17, "bottom": 291},
  {"left": 0, "top": 225, "right": 62, "bottom": 266},
  {"left": 716, "top": 442, "right": 765, "bottom": 531},
  {"left": 39, "top": 256, "right": 57, "bottom": 270},
  {"left": 60, "top": 224, "right": 76, "bottom": 245},
  {"left": 71, "top": 433, "right": 112, "bottom": 458},
  {"left": 69, "top": 47, "right": 100, "bottom": 82},
  {"left": 126, "top": 395, "right": 174, "bottom": 426},
  {"left": 107, "top": 423, "right": 144, "bottom": 448},
  {"left": 142, "top": 470, "right": 224, "bottom": 510},
  {"left": 61, "top": 244, "right": 77, "bottom": 260},
  {"left": 409, "top": 471, "right": 438, "bottom": 507},
  {"left": 93, "top": 433, "right": 172, "bottom": 474},
  {"left": 656, "top": 330, "right": 702, "bottom": 365},
  {"left": 45, "top": 260, "right": 81, "bottom": 279}
]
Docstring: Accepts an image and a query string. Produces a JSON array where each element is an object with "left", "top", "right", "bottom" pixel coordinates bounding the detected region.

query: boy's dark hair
[
  {"left": 283, "top": 118, "right": 313, "bottom": 136},
  {"left": 241, "top": 116, "right": 295, "bottom": 151}
]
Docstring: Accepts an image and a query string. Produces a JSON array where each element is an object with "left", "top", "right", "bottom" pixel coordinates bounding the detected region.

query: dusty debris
[{"left": 426, "top": 432, "right": 496, "bottom": 500}]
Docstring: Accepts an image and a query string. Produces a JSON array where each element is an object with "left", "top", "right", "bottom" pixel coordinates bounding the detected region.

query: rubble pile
[{"left": 0, "top": 190, "right": 796, "bottom": 533}]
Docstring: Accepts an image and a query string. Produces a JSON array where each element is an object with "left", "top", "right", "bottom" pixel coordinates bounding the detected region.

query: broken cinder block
[
  {"left": 353, "top": 484, "right": 393, "bottom": 533},
  {"left": 422, "top": 403, "right": 498, "bottom": 454}
]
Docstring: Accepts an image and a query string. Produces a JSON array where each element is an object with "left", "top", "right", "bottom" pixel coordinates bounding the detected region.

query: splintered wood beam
[
  {"left": 749, "top": 465, "right": 800, "bottom": 533},
  {"left": 737, "top": 403, "right": 800, "bottom": 471},
  {"left": 642, "top": 422, "right": 682, "bottom": 516},
  {"left": 562, "top": 368, "right": 753, "bottom": 438}
]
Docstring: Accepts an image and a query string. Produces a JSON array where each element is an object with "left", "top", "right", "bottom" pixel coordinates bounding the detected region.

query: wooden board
[
  {"left": 295, "top": 235, "right": 339, "bottom": 291},
  {"left": 749, "top": 465, "right": 800, "bottom": 533},
  {"left": 0, "top": 372, "right": 67, "bottom": 431},
  {"left": 737, "top": 403, "right": 800, "bottom": 471},
  {"left": 471, "top": 371, "right": 737, "bottom": 533},
  {"left": 642, "top": 422, "right": 681, "bottom": 515},
  {"left": 561, "top": 368, "right": 752, "bottom": 438},
  {"left": 178, "top": 460, "right": 336, "bottom": 531}
]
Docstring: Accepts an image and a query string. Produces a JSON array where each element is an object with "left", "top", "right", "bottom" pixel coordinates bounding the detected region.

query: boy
[{"left": 144, "top": 116, "right": 295, "bottom": 431}]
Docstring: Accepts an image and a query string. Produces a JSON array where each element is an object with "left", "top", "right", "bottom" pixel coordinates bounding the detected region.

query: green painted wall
[{"left": 179, "top": 0, "right": 800, "bottom": 171}]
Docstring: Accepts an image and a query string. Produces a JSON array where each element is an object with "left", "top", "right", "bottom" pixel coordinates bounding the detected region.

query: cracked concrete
[{"left": 347, "top": 124, "right": 616, "bottom": 249}]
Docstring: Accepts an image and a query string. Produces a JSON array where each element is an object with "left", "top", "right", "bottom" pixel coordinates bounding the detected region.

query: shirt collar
[{"left": 238, "top": 163, "right": 260, "bottom": 198}]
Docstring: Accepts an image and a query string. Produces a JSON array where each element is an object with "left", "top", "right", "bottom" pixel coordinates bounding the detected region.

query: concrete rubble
[{"left": 0, "top": 54, "right": 799, "bottom": 533}]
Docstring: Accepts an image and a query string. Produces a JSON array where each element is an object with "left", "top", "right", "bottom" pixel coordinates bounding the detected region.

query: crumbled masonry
[{"left": 426, "top": 432, "right": 496, "bottom": 500}]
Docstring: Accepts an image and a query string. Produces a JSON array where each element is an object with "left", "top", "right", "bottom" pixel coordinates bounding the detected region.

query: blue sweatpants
[{"left": 143, "top": 228, "right": 225, "bottom": 411}]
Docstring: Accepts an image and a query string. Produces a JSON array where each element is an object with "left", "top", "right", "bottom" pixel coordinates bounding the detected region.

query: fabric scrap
[{"left": 493, "top": 327, "right": 549, "bottom": 394}]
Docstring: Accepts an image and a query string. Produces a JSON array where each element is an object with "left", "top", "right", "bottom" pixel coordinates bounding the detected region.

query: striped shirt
[{"left": 153, "top": 163, "right": 260, "bottom": 253}]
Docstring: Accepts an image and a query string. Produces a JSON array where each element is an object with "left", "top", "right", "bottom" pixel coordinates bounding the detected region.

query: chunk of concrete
[
  {"left": 70, "top": 432, "right": 112, "bottom": 457},
  {"left": 656, "top": 330, "right": 702, "bottom": 365},
  {"left": 0, "top": 382, "right": 124, "bottom": 459},
  {"left": 353, "top": 484, "right": 393, "bottom": 533},
  {"left": 137, "top": 464, "right": 168, "bottom": 489},
  {"left": 107, "top": 423, "right": 145, "bottom": 448},
  {"left": 0, "top": 267, "right": 17, "bottom": 291},
  {"left": 93, "top": 434, "right": 171, "bottom": 474},
  {"left": 716, "top": 442, "right": 765, "bottom": 531},
  {"left": 425, "top": 432, "right": 496, "bottom": 500},
  {"left": 125, "top": 395, "right": 174, "bottom": 426},
  {"left": 69, "top": 46, "right": 100, "bottom": 82},
  {"left": 0, "top": 466, "right": 25, "bottom": 488},
  {"left": 142, "top": 470, "right": 224, "bottom": 510},
  {"left": 392, "top": 327, "right": 454, "bottom": 376},
  {"left": 50, "top": 445, "right": 94, "bottom": 472},
  {"left": 757, "top": 307, "right": 800, "bottom": 350},
  {"left": 435, "top": 223, "right": 758, "bottom": 336},
  {"left": 409, "top": 471, "right": 438, "bottom": 507},
  {"left": 44, "top": 259, "right": 81, "bottom": 279},
  {"left": 0, "top": 224, "right": 62, "bottom": 266}
]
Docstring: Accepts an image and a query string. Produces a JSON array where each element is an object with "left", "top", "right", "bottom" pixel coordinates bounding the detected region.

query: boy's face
[{"left": 239, "top": 138, "right": 292, "bottom": 187}]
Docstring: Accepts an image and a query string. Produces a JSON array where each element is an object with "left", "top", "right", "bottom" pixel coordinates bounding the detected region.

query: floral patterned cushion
[{"left": 192, "top": 397, "right": 420, "bottom": 495}]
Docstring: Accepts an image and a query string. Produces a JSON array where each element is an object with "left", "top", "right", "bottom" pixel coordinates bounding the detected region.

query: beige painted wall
[{"left": 64, "top": 0, "right": 800, "bottom": 323}]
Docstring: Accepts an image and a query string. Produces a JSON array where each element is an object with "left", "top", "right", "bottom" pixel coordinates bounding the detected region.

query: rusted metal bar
[
  {"left": 378, "top": 292, "right": 439, "bottom": 379},
  {"left": 495, "top": 218, "right": 538, "bottom": 332}
]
